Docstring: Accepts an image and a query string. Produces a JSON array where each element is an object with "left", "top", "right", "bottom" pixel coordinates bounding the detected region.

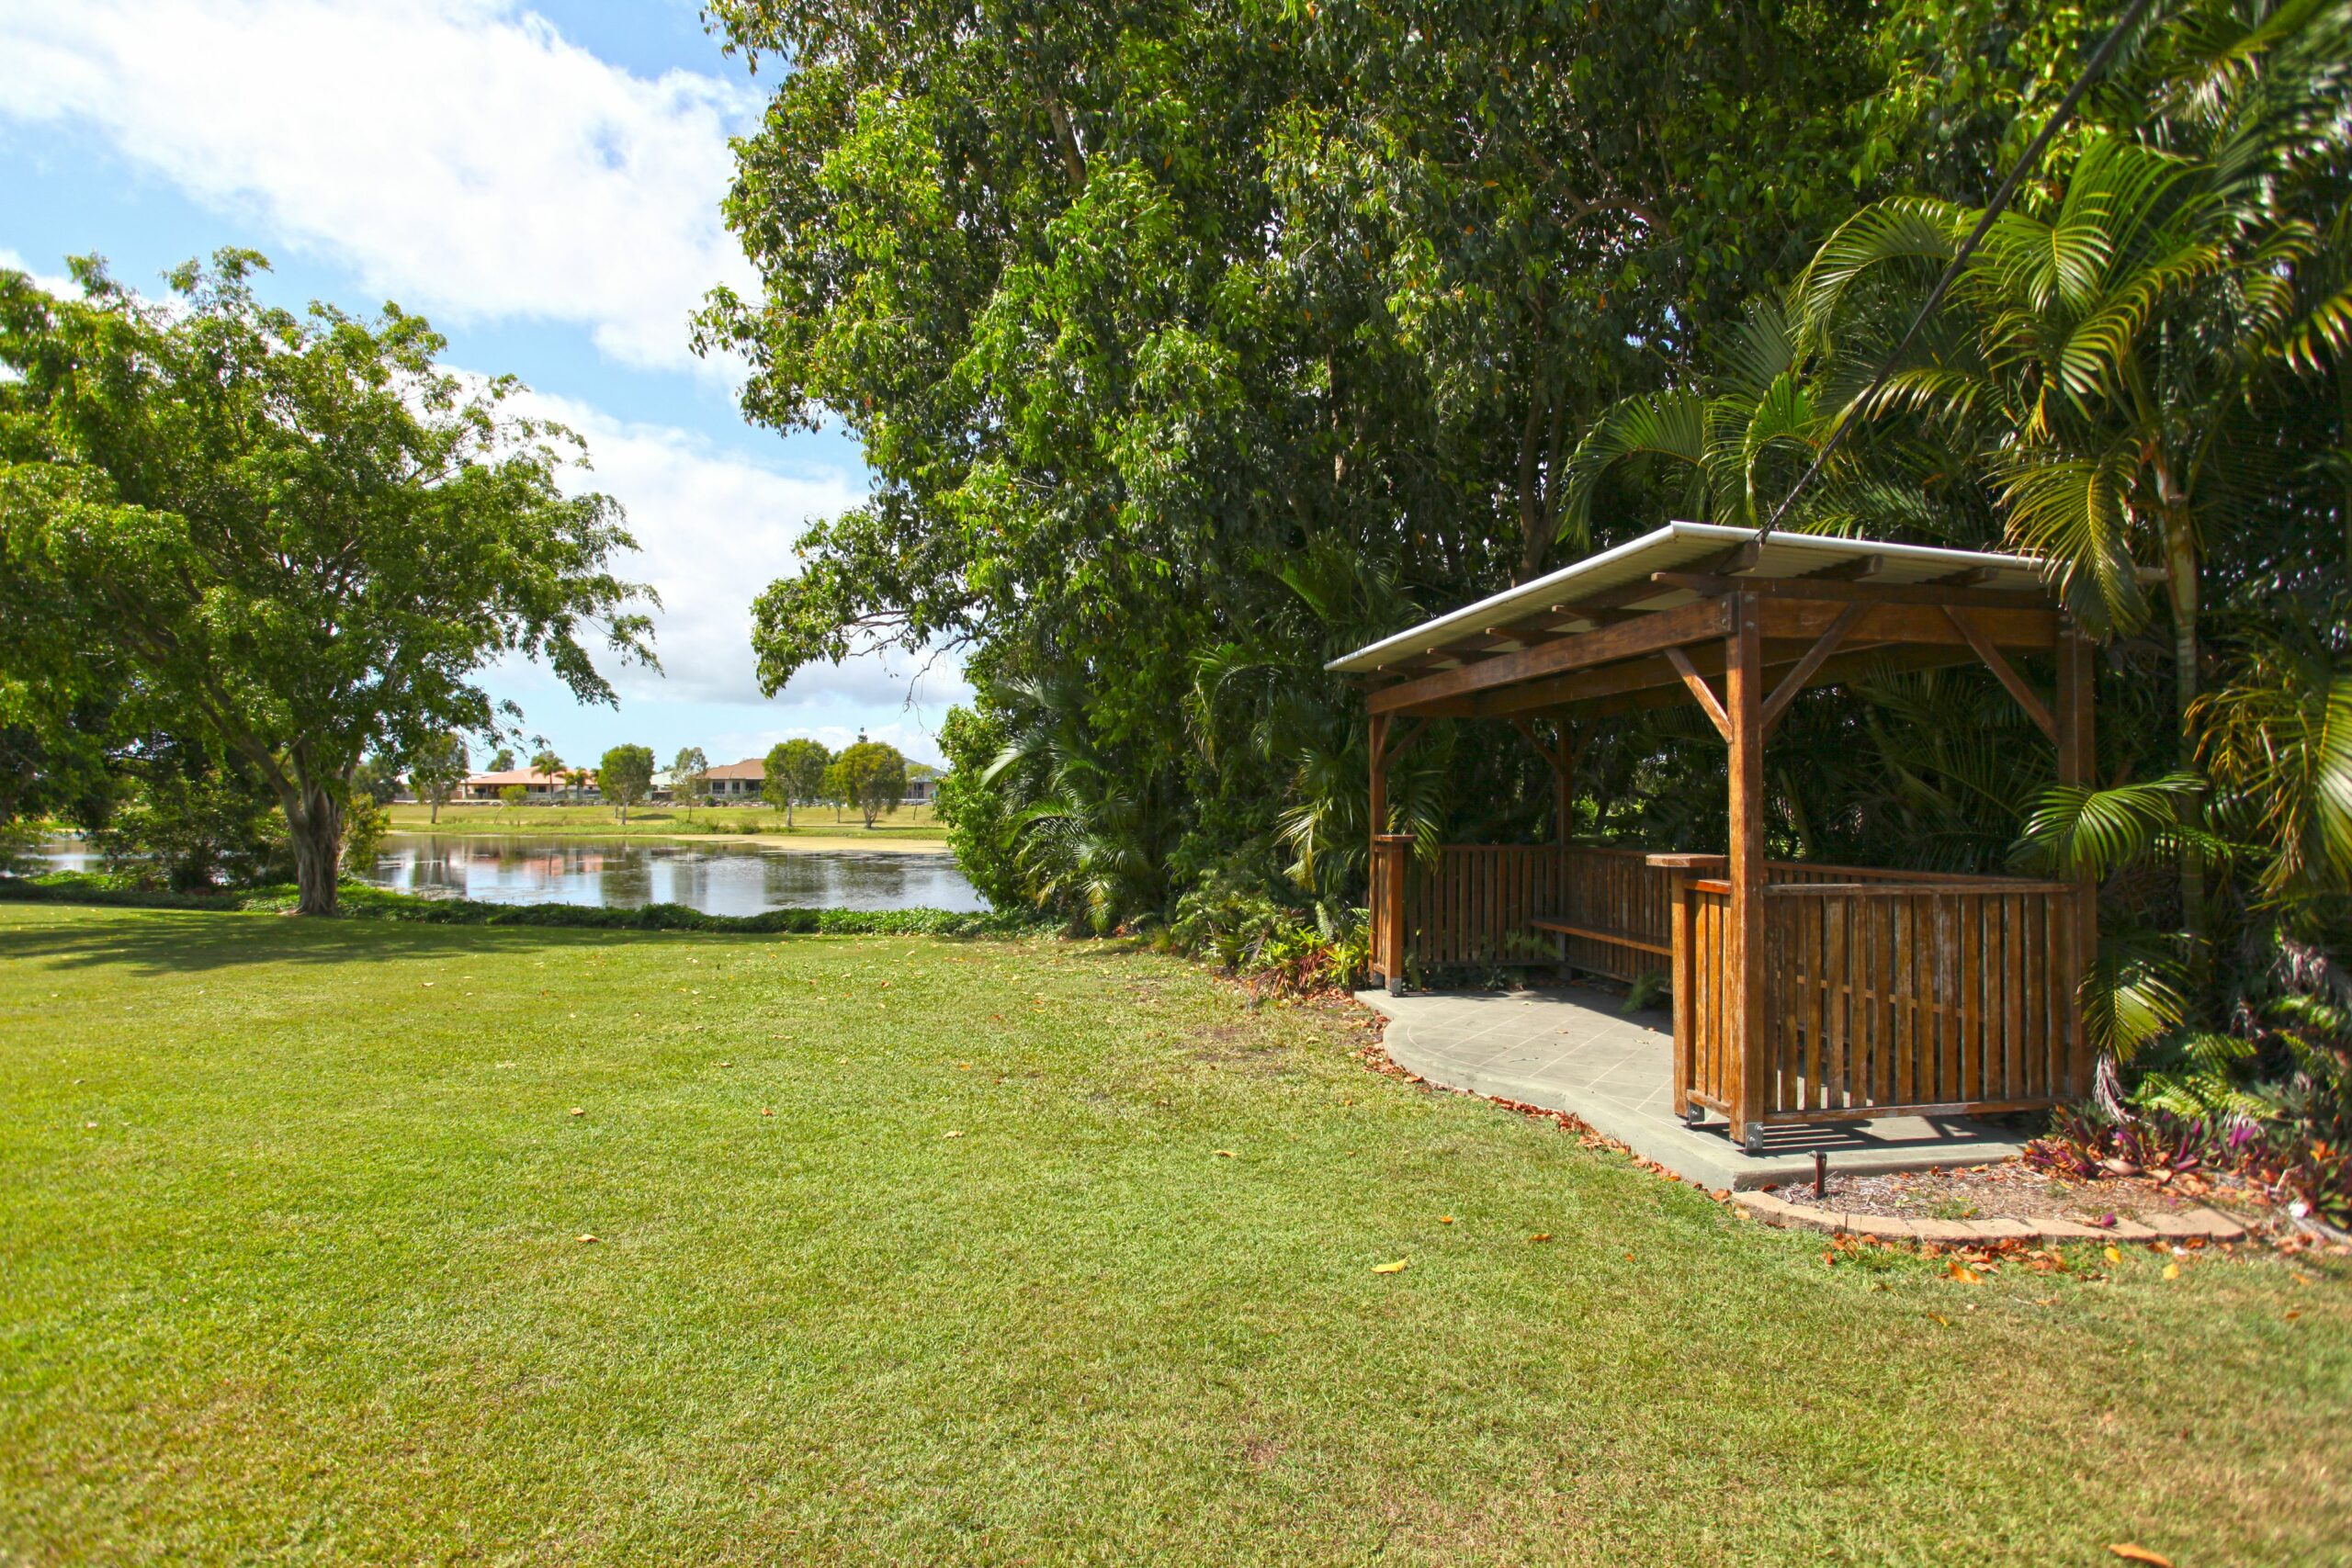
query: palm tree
[
  {"left": 1791, "top": 0, "right": 2352, "bottom": 916},
  {"left": 981, "top": 676, "right": 1181, "bottom": 930}
]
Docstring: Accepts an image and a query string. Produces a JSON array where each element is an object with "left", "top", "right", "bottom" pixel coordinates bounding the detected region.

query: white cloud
[
  {"left": 0, "top": 0, "right": 755, "bottom": 371},
  {"left": 0, "top": 247, "right": 79, "bottom": 299},
  {"left": 511, "top": 389, "right": 971, "bottom": 728}
]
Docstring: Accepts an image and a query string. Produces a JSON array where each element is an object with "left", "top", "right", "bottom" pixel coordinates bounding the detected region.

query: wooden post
[
  {"left": 1725, "top": 592, "right": 1769, "bottom": 1152},
  {"left": 1554, "top": 723, "right": 1578, "bottom": 847},
  {"left": 2054, "top": 620, "right": 2097, "bottom": 1099},
  {"left": 1669, "top": 869, "right": 1695, "bottom": 1121},
  {"left": 1368, "top": 713, "right": 1389, "bottom": 986}
]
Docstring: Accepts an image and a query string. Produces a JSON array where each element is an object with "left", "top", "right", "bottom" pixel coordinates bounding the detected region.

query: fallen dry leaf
[
  {"left": 1949, "top": 1261, "right": 1983, "bottom": 1284},
  {"left": 569, "top": 1108, "right": 585, "bottom": 1118},
  {"left": 1214, "top": 1149, "right": 1238, "bottom": 1158},
  {"left": 1438, "top": 1215, "right": 1455, "bottom": 1224},
  {"left": 2163, "top": 1262, "right": 2181, "bottom": 1280},
  {"left": 943, "top": 1130, "right": 964, "bottom": 1138},
  {"left": 1527, "top": 1233, "right": 1552, "bottom": 1243},
  {"left": 2108, "top": 1546, "right": 2173, "bottom": 1566},
  {"left": 1928, "top": 1313, "right": 1951, "bottom": 1326},
  {"left": 577, "top": 1235, "right": 598, "bottom": 1244},
  {"left": 761, "top": 1108, "right": 774, "bottom": 1117},
  {"left": 2104, "top": 1245, "right": 2123, "bottom": 1265},
  {"left": 1370, "top": 1258, "right": 1408, "bottom": 1274}
]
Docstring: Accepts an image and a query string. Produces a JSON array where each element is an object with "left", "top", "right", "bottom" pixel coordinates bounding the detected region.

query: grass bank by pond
[
  {"left": 3, "top": 903, "right": 2346, "bottom": 1564},
  {"left": 388, "top": 802, "right": 950, "bottom": 851}
]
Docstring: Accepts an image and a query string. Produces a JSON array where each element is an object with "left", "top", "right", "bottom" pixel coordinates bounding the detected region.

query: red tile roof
[{"left": 463, "top": 769, "right": 578, "bottom": 787}]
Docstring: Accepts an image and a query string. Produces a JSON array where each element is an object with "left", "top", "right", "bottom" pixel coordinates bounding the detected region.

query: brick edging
[{"left": 1734, "top": 1189, "right": 2247, "bottom": 1244}]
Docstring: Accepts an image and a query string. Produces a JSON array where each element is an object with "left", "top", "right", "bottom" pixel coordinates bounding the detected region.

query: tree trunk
[
  {"left": 2163, "top": 498, "right": 2203, "bottom": 936},
  {"left": 287, "top": 783, "right": 345, "bottom": 917}
]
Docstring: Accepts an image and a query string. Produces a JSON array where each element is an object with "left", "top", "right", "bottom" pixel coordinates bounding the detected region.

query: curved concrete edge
[
  {"left": 1734, "top": 1189, "right": 2248, "bottom": 1245},
  {"left": 1364, "top": 990, "right": 2028, "bottom": 1193},
  {"left": 1374, "top": 1000, "right": 1741, "bottom": 1183}
]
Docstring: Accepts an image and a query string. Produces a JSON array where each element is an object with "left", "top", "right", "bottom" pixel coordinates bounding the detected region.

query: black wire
[{"left": 1754, "top": 0, "right": 2160, "bottom": 545}]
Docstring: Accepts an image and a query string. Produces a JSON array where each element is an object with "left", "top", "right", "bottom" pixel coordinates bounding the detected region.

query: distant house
[
  {"left": 460, "top": 768, "right": 587, "bottom": 802},
  {"left": 903, "top": 762, "right": 942, "bottom": 806},
  {"left": 702, "top": 758, "right": 767, "bottom": 801}
]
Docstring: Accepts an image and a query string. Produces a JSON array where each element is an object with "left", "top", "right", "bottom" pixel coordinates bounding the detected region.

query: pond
[{"left": 365, "top": 833, "right": 987, "bottom": 916}]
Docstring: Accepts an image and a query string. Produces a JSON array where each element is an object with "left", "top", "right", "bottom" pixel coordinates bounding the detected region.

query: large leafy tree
[
  {"left": 404, "top": 731, "right": 469, "bottom": 824},
  {"left": 823, "top": 739, "right": 909, "bottom": 829},
  {"left": 763, "top": 737, "right": 831, "bottom": 829},
  {"left": 0, "top": 252, "right": 653, "bottom": 912},
  {"left": 700, "top": 0, "right": 1937, "bottom": 924},
  {"left": 599, "top": 744, "right": 656, "bottom": 822}
]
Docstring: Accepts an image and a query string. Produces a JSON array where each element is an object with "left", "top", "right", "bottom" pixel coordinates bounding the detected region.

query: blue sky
[{"left": 0, "top": 0, "right": 967, "bottom": 768}]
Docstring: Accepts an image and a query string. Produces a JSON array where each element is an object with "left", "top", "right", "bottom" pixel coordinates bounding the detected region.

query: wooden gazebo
[{"left": 1332, "top": 523, "right": 2095, "bottom": 1153}]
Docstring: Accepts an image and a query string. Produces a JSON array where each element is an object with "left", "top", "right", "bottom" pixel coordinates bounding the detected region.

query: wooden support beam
[
  {"left": 1758, "top": 603, "right": 1866, "bottom": 737},
  {"left": 1383, "top": 717, "right": 1430, "bottom": 766},
  {"left": 1649, "top": 571, "right": 2057, "bottom": 615},
  {"left": 1697, "top": 539, "right": 1765, "bottom": 576},
  {"left": 1925, "top": 565, "right": 1999, "bottom": 588},
  {"left": 1800, "top": 553, "right": 1886, "bottom": 581},
  {"left": 1512, "top": 642, "right": 1980, "bottom": 725},
  {"left": 1724, "top": 592, "right": 1769, "bottom": 1154},
  {"left": 1368, "top": 595, "right": 1733, "bottom": 713},
  {"left": 1758, "top": 595, "right": 2058, "bottom": 651},
  {"left": 1508, "top": 716, "right": 1579, "bottom": 842},
  {"left": 1665, "top": 647, "right": 1731, "bottom": 740},
  {"left": 1941, "top": 605, "right": 2058, "bottom": 741}
]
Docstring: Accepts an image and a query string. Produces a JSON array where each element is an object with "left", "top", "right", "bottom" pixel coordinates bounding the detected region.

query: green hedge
[{"left": 0, "top": 873, "right": 1045, "bottom": 937}]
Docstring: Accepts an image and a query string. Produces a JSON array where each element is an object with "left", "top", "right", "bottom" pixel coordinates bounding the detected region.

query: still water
[{"left": 367, "top": 833, "right": 987, "bottom": 915}]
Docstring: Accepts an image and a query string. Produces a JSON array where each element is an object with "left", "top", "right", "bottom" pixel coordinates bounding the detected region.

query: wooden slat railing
[
  {"left": 1755, "top": 880, "right": 2081, "bottom": 1120},
  {"left": 1379, "top": 841, "right": 2085, "bottom": 1129},
  {"left": 1673, "top": 878, "right": 1736, "bottom": 1119},
  {"left": 1554, "top": 845, "right": 1674, "bottom": 982},
  {"left": 1400, "top": 845, "right": 1565, "bottom": 968}
]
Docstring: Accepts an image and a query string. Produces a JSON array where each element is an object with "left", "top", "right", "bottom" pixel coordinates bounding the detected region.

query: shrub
[{"left": 1169, "top": 871, "right": 1366, "bottom": 997}]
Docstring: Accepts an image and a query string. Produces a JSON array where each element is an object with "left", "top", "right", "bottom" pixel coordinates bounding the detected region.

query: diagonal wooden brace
[
  {"left": 1759, "top": 603, "right": 1868, "bottom": 738},
  {"left": 1666, "top": 647, "right": 1732, "bottom": 741},
  {"left": 1941, "top": 606, "right": 2058, "bottom": 742}
]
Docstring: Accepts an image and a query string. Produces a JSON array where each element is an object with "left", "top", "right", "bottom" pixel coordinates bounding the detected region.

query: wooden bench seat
[{"left": 1529, "top": 917, "right": 1671, "bottom": 958}]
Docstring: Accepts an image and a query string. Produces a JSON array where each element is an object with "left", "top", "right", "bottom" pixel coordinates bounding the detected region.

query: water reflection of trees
[{"left": 369, "top": 835, "right": 983, "bottom": 913}]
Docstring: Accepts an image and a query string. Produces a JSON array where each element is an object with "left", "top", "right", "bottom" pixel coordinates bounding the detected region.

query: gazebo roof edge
[{"left": 1325, "top": 523, "right": 2054, "bottom": 676}]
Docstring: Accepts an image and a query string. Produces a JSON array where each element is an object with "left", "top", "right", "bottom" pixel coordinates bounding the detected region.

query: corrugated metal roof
[{"left": 1326, "top": 523, "right": 2052, "bottom": 675}]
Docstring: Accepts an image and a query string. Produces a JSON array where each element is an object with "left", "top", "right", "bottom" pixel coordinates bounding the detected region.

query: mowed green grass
[{"left": 2, "top": 906, "right": 2346, "bottom": 1566}]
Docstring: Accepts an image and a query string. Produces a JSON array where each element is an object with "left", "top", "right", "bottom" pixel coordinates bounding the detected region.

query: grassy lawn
[
  {"left": 385, "top": 802, "right": 949, "bottom": 846},
  {"left": 3, "top": 905, "right": 2346, "bottom": 1565}
]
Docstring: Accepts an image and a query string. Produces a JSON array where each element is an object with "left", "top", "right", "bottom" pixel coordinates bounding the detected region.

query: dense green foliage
[
  {"left": 670, "top": 745, "right": 710, "bottom": 810},
  {"left": 707, "top": 0, "right": 2350, "bottom": 1168},
  {"left": 0, "top": 252, "right": 654, "bottom": 912},
  {"left": 823, "top": 738, "right": 909, "bottom": 828},
  {"left": 763, "top": 736, "right": 831, "bottom": 826},
  {"left": 598, "top": 743, "right": 657, "bottom": 821},
  {"left": 404, "top": 732, "right": 469, "bottom": 821}
]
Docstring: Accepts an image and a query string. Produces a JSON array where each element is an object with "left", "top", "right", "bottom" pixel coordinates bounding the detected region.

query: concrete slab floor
[{"left": 1356, "top": 985, "right": 2030, "bottom": 1192}]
